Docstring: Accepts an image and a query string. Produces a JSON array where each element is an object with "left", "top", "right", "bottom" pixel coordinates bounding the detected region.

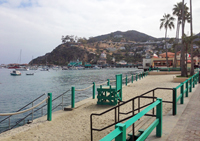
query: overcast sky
[{"left": 0, "top": 0, "right": 200, "bottom": 64}]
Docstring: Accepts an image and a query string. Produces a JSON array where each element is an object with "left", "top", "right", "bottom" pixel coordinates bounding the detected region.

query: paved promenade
[{"left": 147, "top": 83, "right": 200, "bottom": 141}]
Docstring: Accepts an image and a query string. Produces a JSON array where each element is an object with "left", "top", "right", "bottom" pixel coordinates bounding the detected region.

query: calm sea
[{"left": 0, "top": 67, "right": 142, "bottom": 132}]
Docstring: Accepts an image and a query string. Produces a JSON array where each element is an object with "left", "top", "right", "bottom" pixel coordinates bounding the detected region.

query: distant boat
[
  {"left": 26, "top": 73, "right": 34, "bottom": 75},
  {"left": 93, "top": 65, "right": 100, "bottom": 70},
  {"left": 15, "top": 66, "right": 29, "bottom": 71},
  {"left": 10, "top": 70, "right": 21, "bottom": 76},
  {"left": 62, "top": 66, "right": 68, "bottom": 70},
  {"left": 41, "top": 67, "right": 49, "bottom": 71},
  {"left": 8, "top": 66, "right": 20, "bottom": 69},
  {"left": 76, "top": 66, "right": 85, "bottom": 70}
]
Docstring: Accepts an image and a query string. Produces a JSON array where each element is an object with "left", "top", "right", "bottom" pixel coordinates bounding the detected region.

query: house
[
  {"left": 97, "top": 52, "right": 107, "bottom": 65},
  {"left": 128, "top": 52, "right": 135, "bottom": 56},
  {"left": 150, "top": 51, "right": 200, "bottom": 68},
  {"left": 119, "top": 47, "right": 126, "bottom": 50}
]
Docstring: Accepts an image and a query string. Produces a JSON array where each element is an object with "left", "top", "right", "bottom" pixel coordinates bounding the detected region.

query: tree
[
  {"left": 160, "top": 13, "right": 175, "bottom": 67},
  {"left": 182, "top": 34, "right": 198, "bottom": 76},
  {"left": 190, "top": 0, "right": 194, "bottom": 75},
  {"left": 61, "top": 35, "right": 66, "bottom": 44},
  {"left": 180, "top": 0, "right": 191, "bottom": 77},
  {"left": 172, "top": 2, "right": 190, "bottom": 67}
]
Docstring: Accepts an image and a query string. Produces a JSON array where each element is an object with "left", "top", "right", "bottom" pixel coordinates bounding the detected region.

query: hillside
[
  {"left": 88, "top": 30, "right": 157, "bottom": 42},
  {"left": 31, "top": 43, "right": 96, "bottom": 65},
  {"left": 29, "top": 30, "right": 166, "bottom": 66}
]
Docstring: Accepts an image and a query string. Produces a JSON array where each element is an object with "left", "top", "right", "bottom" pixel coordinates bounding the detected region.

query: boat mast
[{"left": 20, "top": 49, "right": 22, "bottom": 64}]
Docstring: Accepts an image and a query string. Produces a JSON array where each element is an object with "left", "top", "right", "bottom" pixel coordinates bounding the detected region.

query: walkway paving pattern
[
  {"left": 147, "top": 84, "right": 200, "bottom": 141},
  {"left": 167, "top": 84, "right": 200, "bottom": 141}
]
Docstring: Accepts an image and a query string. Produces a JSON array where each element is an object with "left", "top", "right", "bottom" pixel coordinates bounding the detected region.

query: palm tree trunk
[
  {"left": 190, "top": 0, "right": 194, "bottom": 75},
  {"left": 173, "top": 20, "right": 180, "bottom": 68},
  {"left": 181, "top": 0, "right": 186, "bottom": 76},
  {"left": 165, "top": 29, "right": 169, "bottom": 67},
  {"left": 186, "top": 43, "right": 188, "bottom": 76}
]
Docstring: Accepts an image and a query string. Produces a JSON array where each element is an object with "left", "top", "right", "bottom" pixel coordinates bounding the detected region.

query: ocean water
[{"left": 0, "top": 67, "right": 142, "bottom": 132}]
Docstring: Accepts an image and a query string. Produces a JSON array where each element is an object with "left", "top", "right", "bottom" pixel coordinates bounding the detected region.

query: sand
[{"left": 0, "top": 74, "right": 180, "bottom": 141}]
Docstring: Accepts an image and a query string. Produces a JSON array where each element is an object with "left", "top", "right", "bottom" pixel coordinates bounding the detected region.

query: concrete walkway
[{"left": 147, "top": 83, "right": 200, "bottom": 141}]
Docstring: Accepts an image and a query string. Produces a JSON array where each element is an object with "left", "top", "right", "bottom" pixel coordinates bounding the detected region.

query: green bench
[
  {"left": 127, "top": 129, "right": 145, "bottom": 141},
  {"left": 97, "top": 74, "right": 122, "bottom": 105}
]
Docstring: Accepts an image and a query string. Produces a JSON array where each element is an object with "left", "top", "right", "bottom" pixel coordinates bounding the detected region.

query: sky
[{"left": 0, "top": 0, "right": 200, "bottom": 64}]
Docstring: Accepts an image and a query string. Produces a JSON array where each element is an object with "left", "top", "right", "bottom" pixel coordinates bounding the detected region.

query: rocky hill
[
  {"left": 88, "top": 30, "right": 156, "bottom": 43},
  {"left": 30, "top": 43, "right": 96, "bottom": 65},
  {"left": 29, "top": 30, "right": 164, "bottom": 66}
]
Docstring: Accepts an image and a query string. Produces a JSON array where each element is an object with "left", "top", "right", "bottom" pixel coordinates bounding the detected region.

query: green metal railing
[
  {"left": 172, "top": 71, "right": 199, "bottom": 115},
  {"left": 95, "top": 71, "right": 199, "bottom": 140},
  {"left": 71, "top": 72, "right": 148, "bottom": 108},
  {"left": 90, "top": 87, "right": 173, "bottom": 141},
  {"left": 100, "top": 98, "right": 162, "bottom": 141}
]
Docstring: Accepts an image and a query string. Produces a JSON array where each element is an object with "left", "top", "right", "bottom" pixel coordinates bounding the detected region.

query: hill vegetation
[{"left": 30, "top": 30, "right": 200, "bottom": 66}]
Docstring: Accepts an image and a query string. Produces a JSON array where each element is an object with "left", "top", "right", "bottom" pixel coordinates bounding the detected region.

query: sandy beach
[{"left": 0, "top": 74, "right": 180, "bottom": 141}]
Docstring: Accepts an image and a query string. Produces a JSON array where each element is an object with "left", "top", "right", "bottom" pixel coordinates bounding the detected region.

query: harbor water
[{"left": 0, "top": 67, "right": 142, "bottom": 133}]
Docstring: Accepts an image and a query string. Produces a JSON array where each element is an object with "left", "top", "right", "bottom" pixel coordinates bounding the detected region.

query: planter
[{"left": 173, "top": 76, "right": 188, "bottom": 83}]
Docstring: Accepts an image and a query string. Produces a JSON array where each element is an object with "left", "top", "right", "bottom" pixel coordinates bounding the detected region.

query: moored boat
[
  {"left": 10, "top": 70, "right": 21, "bottom": 76},
  {"left": 93, "top": 65, "right": 101, "bottom": 70},
  {"left": 26, "top": 73, "right": 34, "bottom": 75},
  {"left": 15, "top": 66, "right": 29, "bottom": 71}
]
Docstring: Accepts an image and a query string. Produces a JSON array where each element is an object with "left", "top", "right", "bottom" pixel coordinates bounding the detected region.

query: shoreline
[{"left": 0, "top": 74, "right": 180, "bottom": 141}]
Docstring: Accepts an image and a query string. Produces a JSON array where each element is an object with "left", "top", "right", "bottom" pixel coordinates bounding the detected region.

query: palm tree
[
  {"left": 190, "top": 0, "right": 194, "bottom": 75},
  {"left": 172, "top": 2, "right": 190, "bottom": 68},
  {"left": 160, "top": 14, "right": 175, "bottom": 67},
  {"left": 181, "top": 0, "right": 186, "bottom": 76},
  {"left": 182, "top": 34, "right": 198, "bottom": 76}
]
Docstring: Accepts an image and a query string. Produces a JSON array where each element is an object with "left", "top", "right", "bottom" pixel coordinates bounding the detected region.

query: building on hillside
[
  {"left": 97, "top": 52, "right": 107, "bottom": 65},
  {"left": 117, "top": 60, "right": 127, "bottom": 65},
  {"left": 150, "top": 51, "right": 200, "bottom": 68}
]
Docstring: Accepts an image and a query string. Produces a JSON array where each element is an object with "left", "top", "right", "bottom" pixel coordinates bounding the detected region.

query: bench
[{"left": 97, "top": 74, "right": 122, "bottom": 105}]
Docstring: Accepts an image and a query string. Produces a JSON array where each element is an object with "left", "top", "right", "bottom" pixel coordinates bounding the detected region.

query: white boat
[
  {"left": 41, "top": 68, "right": 49, "bottom": 71},
  {"left": 41, "top": 66, "right": 49, "bottom": 71},
  {"left": 62, "top": 66, "right": 68, "bottom": 70},
  {"left": 10, "top": 70, "right": 21, "bottom": 76},
  {"left": 68, "top": 66, "right": 77, "bottom": 70},
  {"left": 76, "top": 66, "right": 85, "bottom": 70},
  {"left": 93, "top": 65, "right": 101, "bottom": 70},
  {"left": 15, "top": 66, "right": 29, "bottom": 71}
]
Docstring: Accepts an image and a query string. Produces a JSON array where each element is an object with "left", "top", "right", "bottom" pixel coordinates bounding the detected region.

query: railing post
[
  {"left": 107, "top": 79, "right": 110, "bottom": 86},
  {"left": 32, "top": 102, "right": 34, "bottom": 121},
  {"left": 71, "top": 87, "right": 75, "bottom": 108},
  {"left": 156, "top": 98, "right": 162, "bottom": 137},
  {"left": 115, "top": 123, "right": 126, "bottom": 141},
  {"left": 62, "top": 95, "right": 64, "bottom": 110},
  {"left": 139, "top": 73, "right": 141, "bottom": 80},
  {"left": 9, "top": 117, "right": 10, "bottom": 129},
  {"left": 193, "top": 77, "right": 195, "bottom": 88},
  {"left": 199, "top": 71, "right": 200, "bottom": 83},
  {"left": 142, "top": 72, "right": 143, "bottom": 78},
  {"left": 181, "top": 84, "right": 184, "bottom": 104},
  {"left": 190, "top": 78, "right": 192, "bottom": 92},
  {"left": 186, "top": 80, "right": 188, "bottom": 97},
  {"left": 126, "top": 75, "right": 127, "bottom": 86},
  {"left": 157, "top": 67, "right": 158, "bottom": 72},
  {"left": 136, "top": 74, "right": 138, "bottom": 81},
  {"left": 93, "top": 82, "right": 95, "bottom": 99},
  {"left": 132, "top": 74, "right": 133, "bottom": 83},
  {"left": 173, "top": 88, "right": 177, "bottom": 115},
  {"left": 47, "top": 93, "right": 52, "bottom": 121}
]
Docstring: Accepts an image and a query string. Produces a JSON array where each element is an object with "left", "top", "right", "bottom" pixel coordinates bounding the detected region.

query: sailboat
[
  {"left": 15, "top": 50, "right": 29, "bottom": 71},
  {"left": 40, "top": 56, "right": 49, "bottom": 71}
]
